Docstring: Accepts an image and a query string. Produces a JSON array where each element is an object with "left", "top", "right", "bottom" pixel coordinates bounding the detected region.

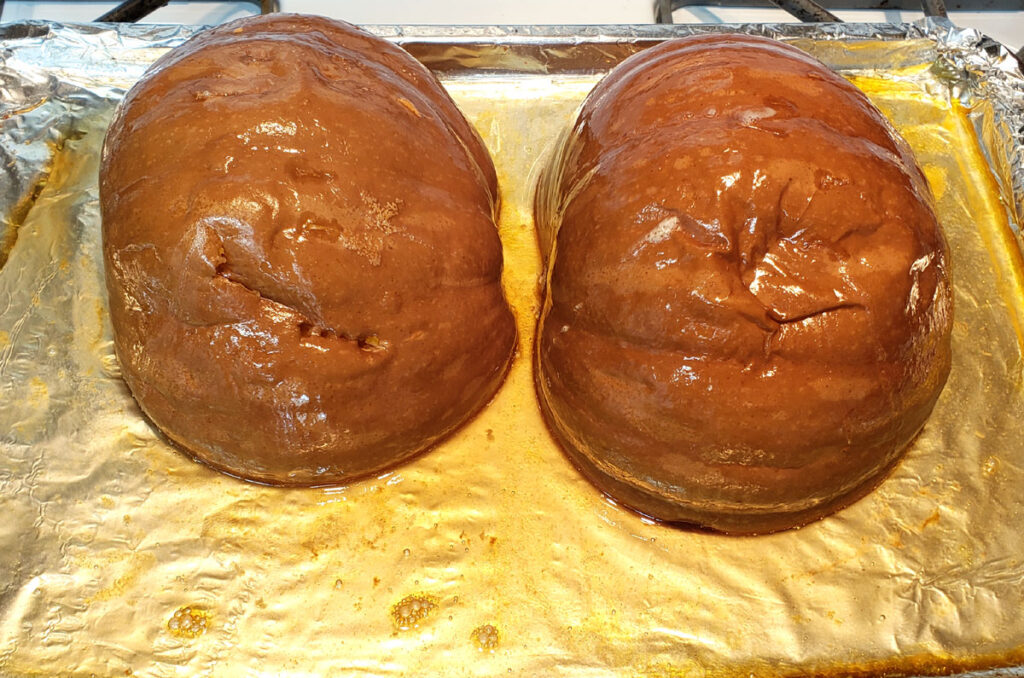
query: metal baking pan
[{"left": 0, "top": 18, "right": 1023, "bottom": 677}]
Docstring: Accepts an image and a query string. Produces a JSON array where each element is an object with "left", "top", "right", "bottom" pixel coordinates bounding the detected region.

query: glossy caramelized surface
[
  {"left": 100, "top": 14, "right": 516, "bottom": 485},
  {"left": 535, "top": 34, "right": 953, "bottom": 534}
]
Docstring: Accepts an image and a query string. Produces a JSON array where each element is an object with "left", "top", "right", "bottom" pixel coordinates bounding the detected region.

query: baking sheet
[{"left": 1, "top": 18, "right": 1024, "bottom": 677}]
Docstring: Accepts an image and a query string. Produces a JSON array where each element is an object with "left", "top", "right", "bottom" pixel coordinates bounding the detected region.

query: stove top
[{"left": 0, "top": 0, "right": 1021, "bottom": 58}]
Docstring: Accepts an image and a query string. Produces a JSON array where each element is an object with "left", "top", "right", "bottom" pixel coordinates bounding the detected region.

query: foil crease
[{"left": 2, "top": 18, "right": 1024, "bottom": 677}]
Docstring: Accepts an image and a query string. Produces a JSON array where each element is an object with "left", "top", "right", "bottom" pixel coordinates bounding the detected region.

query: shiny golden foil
[{"left": 1, "top": 24, "right": 1024, "bottom": 677}]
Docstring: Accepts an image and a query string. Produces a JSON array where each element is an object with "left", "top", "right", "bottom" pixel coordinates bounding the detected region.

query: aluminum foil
[{"left": 2, "top": 18, "right": 1024, "bottom": 677}]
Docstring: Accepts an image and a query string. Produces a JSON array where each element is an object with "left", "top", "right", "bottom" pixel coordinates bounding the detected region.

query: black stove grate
[
  {"left": 656, "top": 0, "right": 1024, "bottom": 67},
  {"left": 82, "top": 0, "right": 1023, "bottom": 67},
  {"left": 94, "top": 0, "right": 276, "bottom": 23},
  {"left": 89, "top": 0, "right": 1023, "bottom": 25},
  {"left": 657, "top": 0, "right": 1024, "bottom": 19}
]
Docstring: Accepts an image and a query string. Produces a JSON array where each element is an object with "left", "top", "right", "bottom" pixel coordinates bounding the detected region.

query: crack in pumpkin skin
[
  {"left": 213, "top": 250, "right": 388, "bottom": 353},
  {"left": 534, "top": 34, "right": 952, "bottom": 535}
]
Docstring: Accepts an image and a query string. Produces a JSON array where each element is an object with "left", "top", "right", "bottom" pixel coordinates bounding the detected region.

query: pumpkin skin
[
  {"left": 534, "top": 34, "right": 952, "bottom": 534},
  {"left": 102, "top": 14, "right": 516, "bottom": 486}
]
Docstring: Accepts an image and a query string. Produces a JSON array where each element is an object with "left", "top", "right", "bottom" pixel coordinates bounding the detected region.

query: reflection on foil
[{"left": 1, "top": 17, "right": 1023, "bottom": 678}]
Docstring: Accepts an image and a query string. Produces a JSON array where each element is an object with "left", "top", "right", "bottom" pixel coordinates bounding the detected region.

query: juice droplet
[
  {"left": 167, "top": 606, "right": 211, "bottom": 639},
  {"left": 391, "top": 594, "right": 438, "bottom": 630},
  {"left": 471, "top": 624, "right": 500, "bottom": 651}
]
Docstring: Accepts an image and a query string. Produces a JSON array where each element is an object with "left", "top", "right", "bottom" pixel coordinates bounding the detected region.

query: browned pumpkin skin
[
  {"left": 534, "top": 34, "right": 952, "bottom": 534},
  {"left": 101, "top": 14, "right": 516, "bottom": 486}
]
